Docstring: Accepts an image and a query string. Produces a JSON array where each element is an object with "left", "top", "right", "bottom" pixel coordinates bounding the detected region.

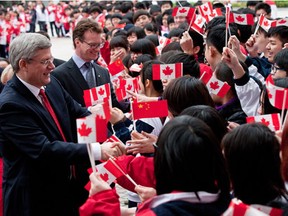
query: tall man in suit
[
  {"left": 52, "top": 19, "right": 125, "bottom": 207},
  {"left": 0, "top": 33, "right": 125, "bottom": 216}
]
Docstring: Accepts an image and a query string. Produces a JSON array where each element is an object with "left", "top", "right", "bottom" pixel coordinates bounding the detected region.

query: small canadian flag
[
  {"left": 191, "top": 15, "right": 206, "bottom": 34},
  {"left": 200, "top": 71, "right": 231, "bottom": 98},
  {"left": 204, "top": 8, "right": 222, "bottom": 22},
  {"left": 266, "top": 75, "right": 288, "bottom": 109},
  {"left": 116, "top": 77, "right": 139, "bottom": 101},
  {"left": 129, "top": 63, "right": 143, "bottom": 73},
  {"left": 83, "top": 83, "right": 111, "bottom": 107},
  {"left": 258, "top": 14, "right": 277, "bottom": 32},
  {"left": 105, "top": 134, "right": 124, "bottom": 145},
  {"left": 97, "top": 55, "right": 108, "bottom": 68},
  {"left": 276, "top": 18, "right": 288, "bottom": 27},
  {"left": 156, "top": 36, "right": 172, "bottom": 54},
  {"left": 246, "top": 113, "right": 281, "bottom": 131},
  {"left": 198, "top": 2, "right": 213, "bottom": 18},
  {"left": 152, "top": 63, "right": 183, "bottom": 80},
  {"left": 95, "top": 162, "right": 117, "bottom": 185},
  {"left": 76, "top": 115, "right": 108, "bottom": 143},
  {"left": 223, "top": 198, "right": 283, "bottom": 216},
  {"left": 230, "top": 13, "right": 254, "bottom": 25},
  {"left": 172, "top": 7, "right": 195, "bottom": 19}
]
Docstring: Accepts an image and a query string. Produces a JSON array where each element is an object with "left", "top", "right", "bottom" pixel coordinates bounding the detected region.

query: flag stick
[
  {"left": 86, "top": 143, "right": 96, "bottom": 174},
  {"left": 282, "top": 109, "right": 288, "bottom": 131},
  {"left": 177, "top": 0, "right": 183, "bottom": 7},
  {"left": 253, "top": 20, "right": 260, "bottom": 36},
  {"left": 281, "top": 90, "right": 287, "bottom": 129},
  {"left": 130, "top": 98, "right": 137, "bottom": 131},
  {"left": 108, "top": 157, "right": 137, "bottom": 186}
]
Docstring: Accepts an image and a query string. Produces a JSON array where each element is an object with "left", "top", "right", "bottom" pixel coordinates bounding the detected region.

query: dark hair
[
  {"left": 109, "top": 36, "right": 129, "bottom": 51},
  {"left": 127, "top": 26, "right": 146, "bottom": 39},
  {"left": 140, "top": 60, "right": 163, "bottom": 95},
  {"left": 159, "top": 1, "right": 173, "bottom": 8},
  {"left": 149, "top": 4, "right": 161, "bottom": 15},
  {"left": 274, "top": 49, "right": 288, "bottom": 73},
  {"left": 163, "top": 76, "right": 214, "bottom": 116},
  {"left": 145, "top": 34, "right": 159, "bottom": 47},
  {"left": 222, "top": 123, "right": 287, "bottom": 204},
  {"left": 161, "top": 42, "right": 183, "bottom": 54},
  {"left": 180, "top": 105, "right": 228, "bottom": 142},
  {"left": 247, "top": 0, "right": 262, "bottom": 7},
  {"left": 206, "top": 24, "right": 239, "bottom": 54},
  {"left": 159, "top": 50, "right": 182, "bottom": 62},
  {"left": 134, "top": 2, "right": 147, "bottom": 10},
  {"left": 89, "top": 6, "right": 102, "bottom": 14},
  {"left": 255, "top": 2, "right": 271, "bottom": 15},
  {"left": 130, "top": 39, "right": 156, "bottom": 59},
  {"left": 121, "top": 2, "right": 133, "bottom": 14},
  {"left": 155, "top": 116, "right": 230, "bottom": 213},
  {"left": 111, "top": 13, "right": 123, "bottom": 20},
  {"left": 205, "top": 16, "right": 225, "bottom": 33},
  {"left": 133, "top": 10, "right": 151, "bottom": 23},
  {"left": 188, "top": 29, "right": 205, "bottom": 63},
  {"left": 165, "top": 52, "right": 200, "bottom": 78},
  {"left": 144, "top": 23, "right": 159, "bottom": 35},
  {"left": 167, "top": 15, "right": 174, "bottom": 25},
  {"left": 252, "top": 21, "right": 268, "bottom": 37},
  {"left": 268, "top": 26, "right": 288, "bottom": 47},
  {"left": 167, "top": 28, "right": 185, "bottom": 39},
  {"left": 72, "top": 18, "right": 102, "bottom": 48}
]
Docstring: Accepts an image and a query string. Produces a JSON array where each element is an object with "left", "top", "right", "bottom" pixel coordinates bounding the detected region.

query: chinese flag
[
  {"left": 152, "top": 63, "right": 183, "bottom": 80},
  {"left": 132, "top": 100, "right": 168, "bottom": 120},
  {"left": 107, "top": 59, "right": 125, "bottom": 76}
]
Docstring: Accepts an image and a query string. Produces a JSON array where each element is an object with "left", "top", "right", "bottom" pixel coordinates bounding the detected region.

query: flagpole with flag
[
  {"left": 130, "top": 98, "right": 137, "bottom": 131},
  {"left": 281, "top": 90, "right": 287, "bottom": 126},
  {"left": 177, "top": 0, "right": 182, "bottom": 7},
  {"left": 225, "top": 6, "right": 230, "bottom": 48},
  {"left": 188, "top": 9, "right": 196, "bottom": 30}
]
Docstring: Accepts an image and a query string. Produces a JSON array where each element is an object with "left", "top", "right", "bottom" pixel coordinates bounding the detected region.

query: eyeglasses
[
  {"left": 29, "top": 57, "right": 54, "bottom": 66},
  {"left": 271, "top": 65, "right": 285, "bottom": 73},
  {"left": 81, "top": 40, "right": 103, "bottom": 49}
]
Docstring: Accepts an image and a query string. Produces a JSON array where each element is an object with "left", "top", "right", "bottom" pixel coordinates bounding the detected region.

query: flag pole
[
  {"left": 131, "top": 98, "right": 137, "bottom": 131},
  {"left": 177, "top": 0, "right": 183, "bottom": 7},
  {"left": 281, "top": 90, "right": 287, "bottom": 129},
  {"left": 86, "top": 143, "right": 96, "bottom": 174},
  {"left": 253, "top": 20, "right": 260, "bottom": 36}
]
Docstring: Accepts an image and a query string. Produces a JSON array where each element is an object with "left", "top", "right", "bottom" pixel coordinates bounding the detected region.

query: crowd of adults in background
[{"left": 1, "top": 0, "right": 288, "bottom": 216}]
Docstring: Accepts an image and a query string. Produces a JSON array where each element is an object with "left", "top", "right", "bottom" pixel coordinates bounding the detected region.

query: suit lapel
[{"left": 67, "top": 58, "right": 89, "bottom": 90}]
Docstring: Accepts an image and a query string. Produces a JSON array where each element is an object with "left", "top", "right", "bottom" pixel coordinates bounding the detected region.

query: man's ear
[
  {"left": 19, "top": 59, "right": 28, "bottom": 71},
  {"left": 208, "top": 45, "right": 217, "bottom": 57}
]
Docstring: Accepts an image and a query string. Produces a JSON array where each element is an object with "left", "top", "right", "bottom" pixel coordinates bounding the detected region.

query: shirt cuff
[{"left": 91, "top": 142, "right": 101, "bottom": 160}]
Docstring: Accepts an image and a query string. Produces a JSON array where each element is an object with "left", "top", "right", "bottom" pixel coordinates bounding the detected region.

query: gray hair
[{"left": 9, "top": 33, "right": 52, "bottom": 72}]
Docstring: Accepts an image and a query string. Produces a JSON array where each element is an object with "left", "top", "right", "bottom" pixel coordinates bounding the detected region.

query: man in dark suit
[
  {"left": 52, "top": 18, "right": 121, "bottom": 111},
  {"left": 0, "top": 33, "right": 125, "bottom": 216}
]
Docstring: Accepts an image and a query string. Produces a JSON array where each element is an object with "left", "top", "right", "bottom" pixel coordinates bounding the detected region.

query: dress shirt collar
[
  {"left": 16, "top": 74, "right": 42, "bottom": 98},
  {"left": 72, "top": 53, "right": 92, "bottom": 69}
]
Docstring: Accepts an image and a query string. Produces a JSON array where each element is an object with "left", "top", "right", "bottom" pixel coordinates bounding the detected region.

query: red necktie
[{"left": 39, "top": 89, "right": 67, "bottom": 142}]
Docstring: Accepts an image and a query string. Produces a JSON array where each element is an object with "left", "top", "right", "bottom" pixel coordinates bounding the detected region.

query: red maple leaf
[
  {"left": 98, "top": 88, "right": 105, "bottom": 95},
  {"left": 197, "top": 18, "right": 203, "bottom": 24},
  {"left": 267, "top": 89, "right": 273, "bottom": 99},
  {"left": 210, "top": 13, "right": 216, "bottom": 17},
  {"left": 100, "top": 173, "right": 109, "bottom": 182},
  {"left": 203, "top": 6, "right": 208, "bottom": 11},
  {"left": 235, "top": 15, "right": 245, "bottom": 23},
  {"left": 278, "top": 19, "right": 286, "bottom": 24},
  {"left": 263, "top": 21, "right": 269, "bottom": 27},
  {"left": 179, "top": 8, "right": 187, "bottom": 13},
  {"left": 78, "top": 122, "right": 92, "bottom": 137},
  {"left": 261, "top": 118, "right": 270, "bottom": 126},
  {"left": 127, "top": 84, "right": 132, "bottom": 90},
  {"left": 210, "top": 81, "right": 220, "bottom": 90},
  {"left": 162, "top": 66, "right": 173, "bottom": 76}
]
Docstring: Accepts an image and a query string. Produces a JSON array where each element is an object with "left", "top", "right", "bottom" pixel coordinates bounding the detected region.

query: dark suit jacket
[
  {"left": 52, "top": 58, "right": 121, "bottom": 109},
  {"left": 0, "top": 75, "right": 91, "bottom": 216}
]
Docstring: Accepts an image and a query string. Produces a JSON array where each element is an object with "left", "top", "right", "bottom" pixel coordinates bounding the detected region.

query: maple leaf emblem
[
  {"left": 210, "top": 81, "right": 220, "bottom": 90},
  {"left": 210, "top": 13, "right": 216, "bottom": 17},
  {"left": 100, "top": 173, "right": 109, "bottom": 182},
  {"left": 197, "top": 17, "right": 203, "bottom": 24},
  {"left": 261, "top": 118, "right": 270, "bottom": 126},
  {"left": 162, "top": 66, "right": 173, "bottom": 76},
  {"left": 235, "top": 15, "right": 245, "bottom": 23},
  {"left": 278, "top": 19, "right": 286, "bottom": 24},
  {"left": 263, "top": 21, "right": 269, "bottom": 27},
  {"left": 179, "top": 8, "right": 187, "bottom": 13},
  {"left": 127, "top": 84, "right": 132, "bottom": 90},
  {"left": 98, "top": 88, "right": 105, "bottom": 95},
  {"left": 203, "top": 6, "right": 208, "bottom": 11},
  {"left": 78, "top": 122, "right": 92, "bottom": 137},
  {"left": 267, "top": 89, "right": 273, "bottom": 99}
]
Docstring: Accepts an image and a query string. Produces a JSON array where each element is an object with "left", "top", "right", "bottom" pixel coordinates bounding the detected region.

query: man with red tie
[{"left": 0, "top": 33, "right": 125, "bottom": 216}]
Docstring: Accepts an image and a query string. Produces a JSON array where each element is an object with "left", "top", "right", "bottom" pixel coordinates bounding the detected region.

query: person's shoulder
[{"left": 52, "top": 58, "right": 75, "bottom": 73}]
